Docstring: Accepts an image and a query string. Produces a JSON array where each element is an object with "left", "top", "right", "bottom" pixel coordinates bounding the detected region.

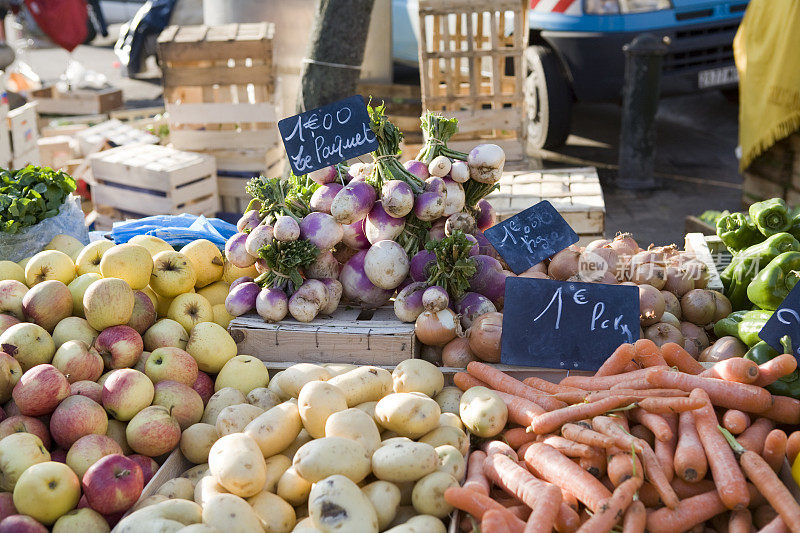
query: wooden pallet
[
  {"left": 89, "top": 144, "right": 219, "bottom": 217},
  {"left": 684, "top": 233, "right": 726, "bottom": 292},
  {"left": 158, "top": 23, "right": 281, "bottom": 188},
  {"left": 30, "top": 86, "right": 123, "bottom": 115},
  {"left": 486, "top": 167, "right": 606, "bottom": 241},
  {"left": 228, "top": 305, "right": 418, "bottom": 366},
  {"left": 417, "top": 0, "right": 528, "bottom": 160}
]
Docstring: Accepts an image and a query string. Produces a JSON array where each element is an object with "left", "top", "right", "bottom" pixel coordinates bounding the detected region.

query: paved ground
[{"left": 23, "top": 32, "right": 743, "bottom": 247}]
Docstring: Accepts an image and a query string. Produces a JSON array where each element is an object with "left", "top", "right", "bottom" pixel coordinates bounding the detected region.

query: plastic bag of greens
[{"left": 0, "top": 194, "right": 89, "bottom": 262}]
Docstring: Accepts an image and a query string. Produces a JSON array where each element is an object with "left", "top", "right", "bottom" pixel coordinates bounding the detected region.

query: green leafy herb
[
  {"left": 415, "top": 112, "right": 468, "bottom": 164},
  {"left": 368, "top": 104, "right": 425, "bottom": 195},
  {"left": 425, "top": 230, "right": 477, "bottom": 299},
  {"left": 244, "top": 173, "right": 319, "bottom": 224},
  {"left": 0, "top": 165, "right": 77, "bottom": 234},
  {"left": 255, "top": 239, "right": 319, "bottom": 293}
]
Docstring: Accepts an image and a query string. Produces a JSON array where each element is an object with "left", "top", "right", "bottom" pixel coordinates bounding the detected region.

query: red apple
[
  {"left": 11, "top": 365, "right": 70, "bottom": 416},
  {"left": 0, "top": 515, "right": 47, "bottom": 532},
  {"left": 126, "top": 291, "right": 156, "bottom": 335},
  {"left": 50, "top": 449, "right": 67, "bottom": 463},
  {"left": 152, "top": 380, "right": 203, "bottom": 430},
  {"left": 49, "top": 395, "right": 108, "bottom": 449},
  {"left": 192, "top": 371, "right": 214, "bottom": 405},
  {"left": 69, "top": 381, "right": 103, "bottom": 404},
  {"left": 0, "top": 493, "right": 16, "bottom": 521},
  {"left": 0, "top": 281, "right": 28, "bottom": 320},
  {"left": 82, "top": 454, "right": 144, "bottom": 515},
  {"left": 144, "top": 347, "right": 198, "bottom": 386},
  {"left": 125, "top": 406, "right": 181, "bottom": 457},
  {"left": 66, "top": 434, "right": 123, "bottom": 479},
  {"left": 21, "top": 280, "right": 72, "bottom": 332},
  {"left": 126, "top": 454, "right": 158, "bottom": 485},
  {"left": 51, "top": 341, "right": 104, "bottom": 384},
  {"left": 2, "top": 401, "right": 19, "bottom": 417},
  {"left": 0, "top": 316, "right": 20, "bottom": 336},
  {"left": 93, "top": 326, "right": 143, "bottom": 370},
  {"left": 101, "top": 369, "right": 154, "bottom": 422},
  {"left": 0, "top": 416, "right": 51, "bottom": 449}
]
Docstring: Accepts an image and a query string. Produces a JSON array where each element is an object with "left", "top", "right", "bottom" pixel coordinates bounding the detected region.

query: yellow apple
[
  {"left": 141, "top": 286, "right": 159, "bottom": 310},
  {"left": 129, "top": 235, "right": 173, "bottom": 257},
  {"left": 51, "top": 317, "right": 98, "bottom": 349},
  {"left": 25, "top": 250, "right": 75, "bottom": 286},
  {"left": 75, "top": 240, "right": 114, "bottom": 276},
  {"left": 197, "top": 281, "right": 230, "bottom": 307},
  {"left": 212, "top": 304, "right": 234, "bottom": 329},
  {"left": 13, "top": 461, "right": 81, "bottom": 525},
  {"left": 52, "top": 507, "right": 110, "bottom": 533},
  {"left": 143, "top": 318, "right": 190, "bottom": 352},
  {"left": 167, "top": 293, "right": 213, "bottom": 333},
  {"left": 68, "top": 273, "right": 102, "bottom": 317},
  {"left": 83, "top": 278, "right": 135, "bottom": 331},
  {"left": 222, "top": 260, "right": 258, "bottom": 284},
  {"left": 0, "top": 261, "right": 25, "bottom": 283},
  {"left": 105, "top": 419, "right": 133, "bottom": 455},
  {"left": 99, "top": 244, "right": 153, "bottom": 290},
  {"left": 150, "top": 251, "right": 197, "bottom": 297},
  {"left": 44, "top": 234, "right": 85, "bottom": 261},
  {"left": 185, "top": 322, "right": 237, "bottom": 373},
  {"left": 215, "top": 355, "right": 269, "bottom": 395},
  {"left": 17, "top": 256, "right": 31, "bottom": 271},
  {"left": 182, "top": 239, "right": 224, "bottom": 288},
  {"left": 0, "top": 322, "right": 55, "bottom": 370},
  {"left": 0, "top": 432, "right": 50, "bottom": 491}
]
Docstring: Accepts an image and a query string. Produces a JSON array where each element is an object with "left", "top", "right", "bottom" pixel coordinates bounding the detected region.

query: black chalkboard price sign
[
  {"left": 483, "top": 201, "right": 579, "bottom": 274},
  {"left": 501, "top": 277, "right": 640, "bottom": 371},
  {"left": 758, "top": 283, "right": 800, "bottom": 359},
  {"left": 278, "top": 95, "right": 379, "bottom": 175}
]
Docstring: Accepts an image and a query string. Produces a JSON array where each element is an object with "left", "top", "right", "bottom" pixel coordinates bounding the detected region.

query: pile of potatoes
[{"left": 117, "top": 359, "right": 471, "bottom": 533}]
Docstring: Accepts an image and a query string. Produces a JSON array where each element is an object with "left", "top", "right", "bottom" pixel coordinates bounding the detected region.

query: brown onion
[
  {"left": 661, "top": 290, "right": 681, "bottom": 319},
  {"left": 711, "top": 291, "right": 732, "bottom": 322},
  {"left": 585, "top": 239, "right": 611, "bottom": 251},
  {"left": 598, "top": 270, "right": 619, "bottom": 285},
  {"left": 660, "top": 312, "right": 680, "bottom": 329},
  {"left": 415, "top": 309, "right": 459, "bottom": 346},
  {"left": 664, "top": 266, "right": 695, "bottom": 297},
  {"left": 548, "top": 246, "right": 581, "bottom": 281},
  {"left": 639, "top": 285, "right": 666, "bottom": 326},
  {"left": 442, "top": 337, "right": 478, "bottom": 368},
  {"left": 420, "top": 344, "right": 443, "bottom": 366},
  {"left": 680, "top": 321, "right": 709, "bottom": 357},
  {"left": 645, "top": 323, "right": 684, "bottom": 348},
  {"left": 520, "top": 271, "right": 549, "bottom": 280},
  {"left": 630, "top": 262, "right": 666, "bottom": 290},
  {"left": 468, "top": 312, "right": 503, "bottom": 363},
  {"left": 579, "top": 248, "right": 618, "bottom": 282},
  {"left": 699, "top": 336, "right": 748, "bottom": 363},
  {"left": 681, "top": 289, "right": 716, "bottom": 326},
  {"left": 609, "top": 233, "right": 639, "bottom": 256}
]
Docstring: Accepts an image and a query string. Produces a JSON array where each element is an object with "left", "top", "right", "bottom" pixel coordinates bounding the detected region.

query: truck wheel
[{"left": 525, "top": 45, "right": 572, "bottom": 150}]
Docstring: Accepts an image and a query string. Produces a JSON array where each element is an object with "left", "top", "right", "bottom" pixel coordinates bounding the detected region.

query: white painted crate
[
  {"left": 89, "top": 144, "right": 219, "bottom": 217},
  {"left": 7, "top": 102, "right": 39, "bottom": 159},
  {"left": 76, "top": 119, "right": 159, "bottom": 156}
]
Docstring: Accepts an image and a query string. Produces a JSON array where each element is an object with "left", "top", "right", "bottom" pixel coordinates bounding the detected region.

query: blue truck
[{"left": 393, "top": 0, "right": 747, "bottom": 148}]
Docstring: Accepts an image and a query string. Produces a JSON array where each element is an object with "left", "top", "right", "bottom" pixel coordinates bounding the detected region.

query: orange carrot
[
  {"left": 630, "top": 425, "right": 655, "bottom": 448},
  {"left": 672, "top": 478, "right": 717, "bottom": 499},
  {"left": 464, "top": 450, "right": 490, "bottom": 495},
  {"left": 523, "top": 376, "right": 585, "bottom": 395},
  {"left": 630, "top": 408, "right": 673, "bottom": 441},
  {"left": 454, "top": 370, "right": 488, "bottom": 391},
  {"left": 633, "top": 338, "right": 668, "bottom": 368},
  {"left": 621, "top": 500, "right": 646, "bottom": 533},
  {"left": 787, "top": 431, "right": 800, "bottom": 464},
  {"left": 559, "top": 369, "right": 656, "bottom": 391},
  {"left": 646, "top": 490, "right": 728, "bottom": 533},
  {"left": 722, "top": 410, "right": 751, "bottom": 435},
  {"left": 444, "top": 487, "right": 525, "bottom": 533},
  {"left": 661, "top": 342, "right": 706, "bottom": 374},
  {"left": 609, "top": 376, "right": 653, "bottom": 391},
  {"left": 504, "top": 427, "right": 536, "bottom": 450},
  {"left": 579, "top": 447, "right": 607, "bottom": 479},
  {"left": 646, "top": 367, "right": 773, "bottom": 412},
  {"left": 621, "top": 361, "right": 640, "bottom": 373},
  {"left": 523, "top": 484, "right": 563, "bottom": 533},
  {"left": 636, "top": 396, "right": 705, "bottom": 414},
  {"left": 591, "top": 416, "right": 645, "bottom": 453},
  {"left": 674, "top": 410, "right": 708, "bottom": 483},
  {"left": 758, "top": 395, "right": 800, "bottom": 425},
  {"left": 729, "top": 509, "right": 752, "bottom": 533},
  {"left": 482, "top": 509, "right": 513, "bottom": 533},
  {"left": 483, "top": 440, "right": 519, "bottom": 461},
  {"left": 575, "top": 477, "right": 642, "bottom": 533},
  {"left": 506, "top": 505, "right": 531, "bottom": 521},
  {"left": 699, "top": 357, "right": 760, "bottom": 384},
  {"left": 552, "top": 390, "right": 591, "bottom": 404},
  {"left": 583, "top": 388, "right": 689, "bottom": 403},
  {"left": 517, "top": 441, "right": 534, "bottom": 458},
  {"left": 594, "top": 343, "right": 636, "bottom": 377},
  {"left": 482, "top": 453, "right": 580, "bottom": 533},
  {"left": 691, "top": 389, "right": 750, "bottom": 511},
  {"left": 561, "top": 423, "right": 615, "bottom": 449},
  {"left": 529, "top": 396, "right": 636, "bottom": 435},
  {"left": 523, "top": 443, "right": 612, "bottom": 512},
  {"left": 737, "top": 418, "right": 776, "bottom": 454},
  {"left": 543, "top": 436, "right": 597, "bottom": 459},
  {"left": 467, "top": 362, "right": 567, "bottom": 411},
  {"left": 754, "top": 354, "right": 798, "bottom": 387},
  {"left": 759, "top": 515, "right": 792, "bottom": 533},
  {"left": 606, "top": 446, "right": 643, "bottom": 487},
  {"left": 763, "top": 429, "right": 788, "bottom": 473},
  {"left": 654, "top": 413, "right": 677, "bottom": 483}
]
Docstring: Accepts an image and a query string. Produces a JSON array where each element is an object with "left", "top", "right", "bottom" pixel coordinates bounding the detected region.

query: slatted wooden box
[
  {"left": 417, "top": 0, "right": 528, "bottom": 160},
  {"left": 76, "top": 119, "right": 160, "bottom": 156},
  {"left": 8, "top": 102, "right": 39, "bottom": 158},
  {"left": 158, "top": 23, "right": 282, "bottom": 203},
  {"left": 89, "top": 144, "right": 219, "bottom": 217},
  {"left": 228, "top": 305, "right": 419, "bottom": 366},
  {"left": 31, "top": 86, "right": 123, "bottom": 115}
]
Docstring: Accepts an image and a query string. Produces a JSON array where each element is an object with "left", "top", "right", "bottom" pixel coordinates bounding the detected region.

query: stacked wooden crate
[
  {"left": 30, "top": 86, "right": 123, "bottom": 115},
  {"left": 157, "top": 23, "right": 282, "bottom": 215},
  {"left": 486, "top": 167, "right": 606, "bottom": 244},
  {"left": 417, "top": 0, "right": 528, "bottom": 160},
  {"left": 7, "top": 103, "right": 40, "bottom": 168},
  {"left": 742, "top": 134, "right": 800, "bottom": 207}
]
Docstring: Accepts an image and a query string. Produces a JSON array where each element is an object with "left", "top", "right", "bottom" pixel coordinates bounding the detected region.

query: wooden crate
[
  {"left": 359, "top": 82, "right": 423, "bottom": 144},
  {"left": 417, "top": 0, "right": 528, "bottom": 160},
  {"left": 39, "top": 113, "right": 108, "bottom": 137},
  {"left": 76, "top": 119, "right": 160, "bottom": 156},
  {"left": 8, "top": 102, "right": 39, "bottom": 157},
  {"left": 158, "top": 23, "right": 281, "bottom": 179},
  {"left": 215, "top": 143, "right": 286, "bottom": 214},
  {"left": 11, "top": 146, "right": 40, "bottom": 169},
  {"left": 37, "top": 135, "right": 76, "bottom": 170},
  {"left": 0, "top": 103, "right": 10, "bottom": 167},
  {"left": 31, "top": 86, "right": 123, "bottom": 115},
  {"left": 228, "top": 305, "right": 418, "bottom": 366},
  {"left": 486, "top": 167, "right": 606, "bottom": 239},
  {"left": 684, "top": 233, "right": 725, "bottom": 292},
  {"left": 89, "top": 144, "right": 219, "bottom": 217}
]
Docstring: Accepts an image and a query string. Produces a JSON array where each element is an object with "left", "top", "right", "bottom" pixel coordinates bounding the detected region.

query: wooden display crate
[
  {"left": 359, "top": 82, "right": 423, "bottom": 144},
  {"left": 76, "top": 119, "right": 160, "bottom": 156},
  {"left": 486, "top": 167, "right": 606, "bottom": 242},
  {"left": 31, "top": 86, "right": 123, "bottom": 115},
  {"left": 158, "top": 23, "right": 281, "bottom": 183},
  {"left": 8, "top": 102, "right": 39, "bottom": 158},
  {"left": 89, "top": 144, "right": 219, "bottom": 217},
  {"left": 684, "top": 233, "right": 726, "bottom": 292},
  {"left": 37, "top": 135, "right": 75, "bottom": 170},
  {"left": 228, "top": 305, "right": 419, "bottom": 366},
  {"left": 417, "top": 0, "right": 528, "bottom": 160}
]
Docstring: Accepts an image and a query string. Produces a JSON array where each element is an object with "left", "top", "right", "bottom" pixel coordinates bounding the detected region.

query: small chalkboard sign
[
  {"left": 484, "top": 201, "right": 579, "bottom": 274},
  {"left": 501, "top": 277, "right": 640, "bottom": 371},
  {"left": 278, "top": 95, "right": 379, "bottom": 175},
  {"left": 758, "top": 283, "right": 800, "bottom": 359}
]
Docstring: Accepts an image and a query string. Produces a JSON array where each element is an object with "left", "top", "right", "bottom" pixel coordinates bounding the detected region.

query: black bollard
[{"left": 617, "top": 33, "right": 669, "bottom": 190}]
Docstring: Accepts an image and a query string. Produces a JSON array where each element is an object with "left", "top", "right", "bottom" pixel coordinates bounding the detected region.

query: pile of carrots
[{"left": 445, "top": 340, "right": 800, "bottom": 533}]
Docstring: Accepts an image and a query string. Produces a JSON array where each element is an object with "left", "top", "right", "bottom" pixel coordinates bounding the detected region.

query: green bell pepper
[
  {"left": 744, "top": 336, "right": 800, "bottom": 398},
  {"left": 716, "top": 212, "right": 762, "bottom": 253},
  {"left": 749, "top": 198, "right": 792, "bottom": 237},
  {"left": 746, "top": 251, "right": 800, "bottom": 310},
  {"left": 720, "top": 232, "right": 800, "bottom": 310},
  {"left": 713, "top": 309, "right": 774, "bottom": 347}
]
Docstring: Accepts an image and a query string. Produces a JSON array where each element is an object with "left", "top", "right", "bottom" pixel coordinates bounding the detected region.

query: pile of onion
[{"left": 467, "top": 312, "right": 502, "bottom": 363}]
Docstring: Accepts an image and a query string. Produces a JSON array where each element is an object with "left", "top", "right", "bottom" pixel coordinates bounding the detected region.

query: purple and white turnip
[
  {"left": 331, "top": 180, "right": 377, "bottom": 225},
  {"left": 225, "top": 232, "right": 257, "bottom": 268},
  {"left": 255, "top": 288, "right": 288, "bottom": 323},
  {"left": 225, "top": 281, "right": 260, "bottom": 317},
  {"left": 245, "top": 224, "right": 274, "bottom": 257},
  {"left": 339, "top": 250, "right": 392, "bottom": 308},
  {"left": 299, "top": 212, "right": 343, "bottom": 251},
  {"left": 364, "top": 240, "right": 410, "bottom": 290},
  {"left": 394, "top": 282, "right": 427, "bottom": 323},
  {"left": 310, "top": 183, "right": 343, "bottom": 214},
  {"left": 273, "top": 216, "right": 301, "bottom": 242},
  {"left": 365, "top": 202, "right": 405, "bottom": 244}
]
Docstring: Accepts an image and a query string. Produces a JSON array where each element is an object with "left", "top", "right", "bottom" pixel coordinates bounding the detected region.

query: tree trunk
[{"left": 297, "top": 0, "right": 375, "bottom": 112}]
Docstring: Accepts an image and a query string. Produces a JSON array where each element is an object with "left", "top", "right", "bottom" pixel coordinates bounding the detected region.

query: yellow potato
[
  {"left": 327, "top": 366, "right": 392, "bottom": 406},
  {"left": 215, "top": 403, "right": 264, "bottom": 436},
  {"left": 418, "top": 426, "right": 469, "bottom": 456},
  {"left": 194, "top": 476, "right": 228, "bottom": 507},
  {"left": 438, "top": 412, "right": 463, "bottom": 430},
  {"left": 433, "top": 387, "right": 462, "bottom": 415},
  {"left": 180, "top": 423, "right": 218, "bottom": 464},
  {"left": 298, "top": 381, "right": 347, "bottom": 438},
  {"left": 384, "top": 515, "right": 446, "bottom": 533},
  {"left": 375, "top": 393, "right": 441, "bottom": 439},
  {"left": 202, "top": 494, "right": 265, "bottom": 533},
  {"left": 156, "top": 477, "right": 194, "bottom": 500},
  {"left": 391, "top": 359, "right": 444, "bottom": 397},
  {"left": 276, "top": 466, "right": 311, "bottom": 506},
  {"left": 435, "top": 445, "right": 466, "bottom": 481},
  {"left": 371, "top": 440, "right": 438, "bottom": 483},
  {"left": 244, "top": 401, "right": 303, "bottom": 458},
  {"left": 361, "top": 481, "right": 401, "bottom": 531},
  {"left": 353, "top": 401, "right": 381, "bottom": 426},
  {"left": 247, "top": 491, "right": 295, "bottom": 533},
  {"left": 261, "top": 454, "right": 292, "bottom": 493},
  {"left": 208, "top": 433, "right": 268, "bottom": 498},
  {"left": 201, "top": 387, "right": 247, "bottom": 425},
  {"left": 279, "top": 428, "right": 313, "bottom": 460},
  {"left": 322, "top": 363, "right": 357, "bottom": 377},
  {"left": 293, "top": 437, "right": 371, "bottom": 483},
  {"left": 308, "top": 475, "right": 378, "bottom": 533},
  {"left": 115, "top": 499, "right": 202, "bottom": 532},
  {"left": 411, "top": 472, "right": 458, "bottom": 518},
  {"left": 275, "top": 363, "right": 331, "bottom": 398},
  {"left": 324, "top": 408, "right": 381, "bottom": 456},
  {"left": 180, "top": 464, "right": 210, "bottom": 488},
  {"left": 459, "top": 386, "right": 508, "bottom": 438}
]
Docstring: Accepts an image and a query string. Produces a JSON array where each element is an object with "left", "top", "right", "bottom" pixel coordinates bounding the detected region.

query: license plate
[{"left": 698, "top": 66, "right": 739, "bottom": 89}]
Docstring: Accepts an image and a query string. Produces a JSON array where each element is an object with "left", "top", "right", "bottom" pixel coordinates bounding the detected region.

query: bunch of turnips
[{"left": 223, "top": 106, "right": 507, "bottom": 328}]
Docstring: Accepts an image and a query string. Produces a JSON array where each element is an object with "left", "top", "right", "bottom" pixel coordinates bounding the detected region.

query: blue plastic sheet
[{"left": 111, "top": 214, "right": 237, "bottom": 249}]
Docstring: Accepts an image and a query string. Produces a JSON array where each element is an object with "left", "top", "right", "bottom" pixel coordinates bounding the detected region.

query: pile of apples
[{"left": 0, "top": 233, "right": 261, "bottom": 531}]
